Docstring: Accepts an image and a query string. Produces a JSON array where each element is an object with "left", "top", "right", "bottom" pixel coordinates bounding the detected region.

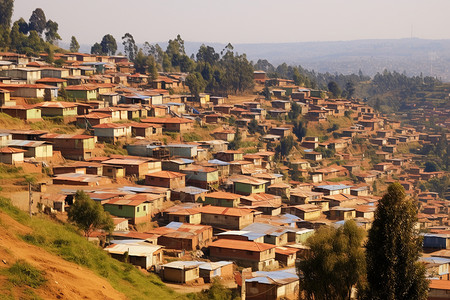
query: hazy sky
[{"left": 12, "top": 0, "right": 450, "bottom": 45}]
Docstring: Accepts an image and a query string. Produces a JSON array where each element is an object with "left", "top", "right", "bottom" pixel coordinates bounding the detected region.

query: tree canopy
[
  {"left": 185, "top": 72, "right": 206, "bottom": 100},
  {"left": 0, "top": 0, "right": 14, "bottom": 28},
  {"left": 100, "top": 34, "right": 117, "bottom": 56},
  {"left": 67, "top": 190, "right": 114, "bottom": 237},
  {"left": 28, "top": 8, "right": 46, "bottom": 35},
  {"left": 364, "top": 182, "right": 428, "bottom": 300},
  {"left": 275, "top": 136, "right": 296, "bottom": 159},
  {"left": 122, "top": 32, "right": 138, "bottom": 62},
  {"left": 44, "top": 19, "right": 61, "bottom": 44},
  {"left": 328, "top": 81, "right": 342, "bottom": 98},
  {"left": 298, "top": 220, "right": 366, "bottom": 300},
  {"left": 69, "top": 36, "right": 80, "bottom": 52}
]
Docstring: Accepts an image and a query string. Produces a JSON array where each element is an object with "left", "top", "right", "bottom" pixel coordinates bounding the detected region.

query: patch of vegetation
[
  {"left": 315, "top": 147, "right": 335, "bottom": 158},
  {"left": 164, "top": 131, "right": 179, "bottom": 140},
  {"left": 243, "top": 148, "right": 258, "bottom": 154},
  {"left": 186, "top": 278, "right": 240, "bottom": 300},
  {"left": 0, "top": 113, "right": 25, "bottom": 129},
  {"left": 182, "top": 132, "right": 201, "bottom": 142},
  {"left": 241, "top": 141, "right": 257, "bottom": 148},
  {"left": 327, "top": 177, "right": 351, "bottom": 182},
  {"left": 0, "top": 197, "right": 180, "bottom": 300},
  {"left": 103, "top": 143, "right": 128, "bottom": 156},
  {"left": 6, "top": 260, "right": 46, "bottom": 288},
  {"left": 0, "top": 164, "right": 25, "bottom": 179},
  {"left": 30, "top": 120, "right": 77, "bottom": 134},
  {"left": 419, "top": 175, "right": 450, "bottom": 198}
]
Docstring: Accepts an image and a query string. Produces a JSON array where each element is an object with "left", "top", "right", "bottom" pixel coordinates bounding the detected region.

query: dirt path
[{"left": 0, "top": 211, "right": 126, "bottom": 300}]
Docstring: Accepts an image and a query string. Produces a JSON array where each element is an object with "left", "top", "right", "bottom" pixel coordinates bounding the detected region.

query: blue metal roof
[
  {"left": 166, "top": 222, "right": 183, "bottom": 229},
  {"left": 421, "top": 257, "right": 450, "bottom": 264},
  {"left": 278, "top": 213, "right": 301, "bottom": 222},
  {"left": 317, "top": 184, "right": 352, "bottom": 191},
  {"left": 208, "top": 159, "right": 230, "bottom": 166}
]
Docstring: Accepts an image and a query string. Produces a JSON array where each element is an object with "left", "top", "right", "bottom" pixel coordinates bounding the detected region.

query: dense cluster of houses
[{"left": 0, "top": 52, "right": 449, "bottom": 299}]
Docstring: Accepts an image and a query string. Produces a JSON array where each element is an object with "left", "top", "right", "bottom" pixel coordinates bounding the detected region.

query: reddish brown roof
[
  {"left": 141, "top": 117, "right": 193, "bottom": 124},
  {"left": 198, "top": 205, "right": 253, "bottom": 217},
  {"left": 0, "top": 147, "right": 26, "bottom": 153},
  {"left": 34, "top": 101, "right": 77, "bottom": 109},
  {"left": 145, "top": 171, "right": 186, "bottom": 179},
  {"left": 93, "top": 123, "right": 129, "bottom": 129},
  {"left": 429, "top": 280, "right": 450, "bottom": 290},
  {"left": 36, "top": 77, "right": 67, "bottom": 83},
  {"left": 65, "top": 84, "right": 98, "bottom": 91},
  {"left": 76, "top": 113, "right": 111, "bottom": 120},
  {"left": 209, "top": 239, "right": 275, "bottom": 252},
  {"left": 40, "top": 133, "right": 94, "bottom": 140},
  {"left": 205, "top": 191, "right": 241, "bottom": 200}
]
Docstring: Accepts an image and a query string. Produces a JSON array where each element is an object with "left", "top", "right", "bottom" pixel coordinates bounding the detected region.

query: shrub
[{"left": 7, "top": 260, "right": 47, "bottom": 288}]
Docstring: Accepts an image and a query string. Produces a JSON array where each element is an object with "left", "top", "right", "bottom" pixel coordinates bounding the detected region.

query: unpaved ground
[
  {"left": 165, "top": 278, "right": 237, "bottom": 294},
  {"left": 0, "top": 211, "right": 126, "bottom": 300}
]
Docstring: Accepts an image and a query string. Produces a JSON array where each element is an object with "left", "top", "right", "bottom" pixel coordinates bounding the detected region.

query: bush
[
  {"left": 7, "top": 260, "right": 47, "bottom": 288},
  {"left": 183, "top": 132, "right": 201, "bottom": 142},
  {"left": 163, "top": 131, "right": 178, "bottom": 139}
]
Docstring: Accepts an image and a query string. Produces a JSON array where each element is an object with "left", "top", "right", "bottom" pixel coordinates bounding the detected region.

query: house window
[
  {"left": 118, "top": 205, "right": 123, "bottom": 210},
  {"left": 143, "top": 206, "right": 146, "bottom": 211},
  {"left": 137, "top": 207, "right": 140, "bottom": 212}
]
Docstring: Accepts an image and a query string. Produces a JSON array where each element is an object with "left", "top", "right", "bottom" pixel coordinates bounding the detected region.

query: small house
[
  {"left": 204, "top": 191, "right": 241, "bottom": 207},
  {"left": 199, "top": 206, "right": 255, "bottom": 230},
  {"left": 181, "top": 165, "right": 219, "bottom": 190},
  {"left": 105, "top": 242, "right": 163, "bottom": 270},
  {"left": 0, "top": 147, "right": 25, "bottom": 164},
  {"left": 245, "top": 269, "right": 299, "bottom": 300},
  {"left": 209, "top": 239, "right": 277, "bottom": 271},
  {"left": 144, "top": 171, "right": 186, "bottom": 189}
]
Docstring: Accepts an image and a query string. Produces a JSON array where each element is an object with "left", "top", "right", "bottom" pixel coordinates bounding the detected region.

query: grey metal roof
[
  {"left": 242, "top": 223, "right": 290, "bottom": 237},
  {"left": 246, "top": 268, "right": 298, "bottom": 285},
  {"left": 172, "top": 186, "right": 209, "bottom": 195},
  {"left": 0, "top": 139, "right": 50, "bottom": 148}
]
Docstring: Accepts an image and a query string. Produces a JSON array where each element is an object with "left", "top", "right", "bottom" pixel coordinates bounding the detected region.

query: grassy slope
[{"left": 0, "top": 197, "right": 183, "bottom": 300}]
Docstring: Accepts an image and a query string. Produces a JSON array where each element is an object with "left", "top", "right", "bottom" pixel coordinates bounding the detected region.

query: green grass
[
  {"left": 182, "top": 132, "right": 202, "bottom": 142},
  {"left": 164, "top": 131, "right": 179, "bottom": 140},
  {"left": 0, "top": 112, "right": 25, "bottom": 129},
  {"left": 30, "top": 120, "right": 78, "bottom": 134},
  {"left": 0, "top": 164, "right": 24, "bottom": 180},
  {"left": 103, "top": 143, "right": 128, "bottom": 156},
  {"left": 0, "top": 197, "right": 183, "bottom": 300},
  {"left": 396, "top": 141, "right": 421, "bottom": 154},
  {"left": 6, "top": 260, "right": 46, "bottom": 288}
]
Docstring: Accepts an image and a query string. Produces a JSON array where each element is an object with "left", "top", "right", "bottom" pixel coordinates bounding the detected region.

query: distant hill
[{"left": 76, "top": 38, "right": 450, "bottom": 81}]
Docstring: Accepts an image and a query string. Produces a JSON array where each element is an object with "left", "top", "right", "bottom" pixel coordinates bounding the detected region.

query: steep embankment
[
  {"left": 0, "top": 197, "right": 180, "bottom": 300},
  {"left": 0, "top": 210, "right": 127, "bottom": 300}
]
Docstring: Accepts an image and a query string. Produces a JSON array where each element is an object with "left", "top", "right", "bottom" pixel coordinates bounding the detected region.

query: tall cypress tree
[{"left": 364, "top": 183, "right": 428, "bottom": 300}]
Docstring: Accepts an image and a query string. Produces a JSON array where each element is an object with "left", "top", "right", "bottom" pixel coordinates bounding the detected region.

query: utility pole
[
  {"left": 241, "top": 267, "right": 251, "bottom": 300},
  {"left": 28, "top": 182, "right": 32, "bottom": 217},
  {"left": 241, "top": 270, "right": 246, "bottom": 300}
]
